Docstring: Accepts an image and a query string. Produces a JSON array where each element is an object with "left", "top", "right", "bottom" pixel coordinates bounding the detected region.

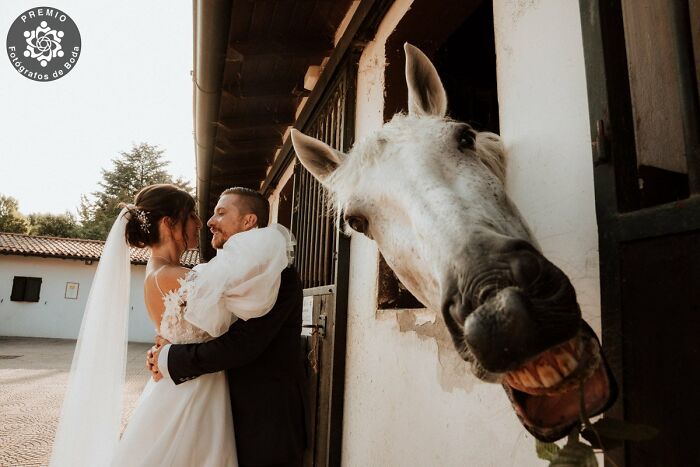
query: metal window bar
[{"left": 290, "top": 68, "right": 351, "bottom": 289}]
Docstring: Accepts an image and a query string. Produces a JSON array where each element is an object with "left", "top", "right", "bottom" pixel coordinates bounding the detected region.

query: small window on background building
[
  {"left": 64, "top": 282, "right": 79, "bottom": 299},
  {"left": 10, "top": 276, "right": 42, "bottom": 302}
]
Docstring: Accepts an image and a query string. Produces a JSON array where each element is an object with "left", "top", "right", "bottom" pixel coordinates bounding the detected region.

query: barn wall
[
  {"left": 493, "top": 0, "right": 601, "bottom": 330},
  {"left": 341, "top": 0, "right": 598, "bottom": 465},
  {"left": 268, "top": 159, "right": 296, "bottom": 224},
  {"left": 0, "top": 255, "right": 155, "bottom": 343}
]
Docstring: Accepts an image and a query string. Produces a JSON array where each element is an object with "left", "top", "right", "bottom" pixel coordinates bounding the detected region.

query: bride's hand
[
  {"left": 155, "top": 335, "right": 170, "bottom": 347},
  {"left": 146, "top": 344, "right": 163, "bottom": 382},
  {"left": 147, "top": 336, "right": 171, "bottom": 381}
]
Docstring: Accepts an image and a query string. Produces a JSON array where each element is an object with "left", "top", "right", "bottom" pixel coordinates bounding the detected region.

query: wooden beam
[
  {"left": 216, "top": 114, "right": 295, "bottom": 132},
  {"left": 210, "top": 178, "right": 264, "bottom": 191},
  {"left": 212, "top": 167, "right": 268, "bottom": 179},
  {"left": 226, "top": 39, "right": 332, "bottom": 61},
  {"left": 214, "top": 136, "right": 282, "bottom": 153},
  {"left": 211, "top": 166, "right": 267, "bottom": 175},
  {"left": 221, "top": 80, "right": 310, "bottom": 99},
  {"left": 214, "top": 148, "right": 278, "bottom": 159},
  {"left": 212, "top": 160, "right": 272, "bottom": 173}
]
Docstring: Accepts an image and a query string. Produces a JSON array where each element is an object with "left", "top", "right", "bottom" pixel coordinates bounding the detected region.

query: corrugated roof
[{"left": 0, "top": 232, "right": 200, "bottom": 267}]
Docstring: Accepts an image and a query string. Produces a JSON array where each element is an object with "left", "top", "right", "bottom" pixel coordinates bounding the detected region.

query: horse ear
[
  {"left": 404, "top": 43, "right": 447, "bottom": 117},
  {"left": 291, "top": 129, "right": 346, "bottom": 183}
]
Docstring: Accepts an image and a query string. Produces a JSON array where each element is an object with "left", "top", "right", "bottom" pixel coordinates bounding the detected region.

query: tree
[
  {"left": 0, "top": 195, "right": 30, "bottom": 234},
  {"left": 78, "top": 143, "right": 193, "bottom": 239},
  {"left": 28, "top": 212, "right": 80, "bottom": 238}
]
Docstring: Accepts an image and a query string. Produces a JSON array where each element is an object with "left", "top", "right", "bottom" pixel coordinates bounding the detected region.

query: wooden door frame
[{"left": 579, "top": 1, "right": 700, "bottom": 465}]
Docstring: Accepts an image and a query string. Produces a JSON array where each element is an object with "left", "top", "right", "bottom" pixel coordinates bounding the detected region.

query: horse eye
[
  {"left": 345, "top": 215, "right": 368, "bottom": 234},
  {"left": 457, "top": 125, "right": 476, "bottom": 151}
]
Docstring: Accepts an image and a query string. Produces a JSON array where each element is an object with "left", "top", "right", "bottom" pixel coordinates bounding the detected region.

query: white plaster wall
[
  {"left": 340, "top": 0, "right": 598, "bottom": 466},
  {"left": 268, "top": 161, "right": 296, "bottom": 224},
  {"left": 0, "top": 256, "right": 155, "bottom": 343},
  {"left": 493, "top": 0, "right": 601, "bottom": 331}
]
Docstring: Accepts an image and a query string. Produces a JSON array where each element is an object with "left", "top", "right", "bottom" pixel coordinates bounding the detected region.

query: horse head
[{"left": 290, "top": 43, "right": 616, "bottom": 441}]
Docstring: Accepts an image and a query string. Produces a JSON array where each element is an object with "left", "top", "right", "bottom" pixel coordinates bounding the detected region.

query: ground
[{"left": 0, "top": 337, "right": 152, "bottom": 466}]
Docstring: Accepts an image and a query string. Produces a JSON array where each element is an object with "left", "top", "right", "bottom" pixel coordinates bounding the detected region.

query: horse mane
[{"left": 474, "top": 131, "right": 506, "bottom": 183}]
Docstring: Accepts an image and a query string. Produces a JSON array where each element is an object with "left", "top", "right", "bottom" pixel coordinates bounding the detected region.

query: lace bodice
[{"left": 158, "top": 271, "right": 212, "bottom": 344}]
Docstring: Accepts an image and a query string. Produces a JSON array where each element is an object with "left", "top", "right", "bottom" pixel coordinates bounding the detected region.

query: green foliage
[
  {"left": 581, "top": 418, "right": 658, "bottom": 450},
  {"left": 27, "top": 212, "right": 80, "bottom": 238},
  {"left": 0, "top": 195, "right": 30, "bottom": 234},
  {"left": 78, "top": 143, "right": 192, "bottom": 240},
  {"left": 536, "top": 440, "right": 561, "bottom": 461},
  {"left": 2, "top": 144, "right": 191, "bottom": 240},
  {"left": 549, "top": 434, "right": 598, "bottom": 467},
  {"left": 535, "top": 383, "right": 658, "bottom": 466}
]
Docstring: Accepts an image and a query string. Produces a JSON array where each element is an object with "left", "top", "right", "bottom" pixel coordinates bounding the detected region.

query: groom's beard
[{"left": 211, "top": 230, "right": 229, "bottom": 249}]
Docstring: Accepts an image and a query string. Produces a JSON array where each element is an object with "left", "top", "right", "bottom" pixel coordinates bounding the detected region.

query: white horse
[{"left": 290, "top": 44, "right": 615, "bottom": 441}]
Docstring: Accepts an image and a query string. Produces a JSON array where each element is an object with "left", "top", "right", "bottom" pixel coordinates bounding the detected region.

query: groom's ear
[{"left": 244, "top": 213, "right": 258, "bottom": 229}]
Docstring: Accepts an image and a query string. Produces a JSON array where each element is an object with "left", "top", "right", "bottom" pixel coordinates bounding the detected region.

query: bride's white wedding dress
[{"left": 110, "top": 271, "right": 237, "bottom": 467}]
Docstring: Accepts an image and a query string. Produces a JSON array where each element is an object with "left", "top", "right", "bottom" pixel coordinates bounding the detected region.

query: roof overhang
[{"left": 192, "top": 0, "right": 392, "bottom": 259}]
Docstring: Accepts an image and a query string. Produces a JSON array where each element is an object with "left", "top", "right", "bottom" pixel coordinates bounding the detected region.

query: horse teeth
[
  {"left": 536, "top": 363, "right": 562, "bottom": 387},
  {"left": 517, "top": 369, "right": 541, "bottom": 388},
  {"left": 560, "top": 338, "right": 580, "bottom": 357},
  {"left": 506, "top": 372, "right": 522, "bottom": 387},
  {"left": 553, "top": 351, "right": 578, "bottom": 377}
]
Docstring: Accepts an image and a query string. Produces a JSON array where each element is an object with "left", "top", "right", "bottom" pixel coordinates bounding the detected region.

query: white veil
[{"left": 49, "top": 208, "right": 132, "bottom": 467}]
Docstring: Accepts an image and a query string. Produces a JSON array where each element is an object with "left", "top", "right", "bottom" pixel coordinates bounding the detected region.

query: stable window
[{"left": 10, "top": 276, "right": 42, "bottom": 302}]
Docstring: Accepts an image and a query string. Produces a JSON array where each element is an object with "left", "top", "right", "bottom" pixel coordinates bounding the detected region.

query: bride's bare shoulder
[
  {"left": 146, "top": 265, "right": 193, "bottom": 295},
  {"left": 144, "top": 265, "right": 194, "bottom": 326}
]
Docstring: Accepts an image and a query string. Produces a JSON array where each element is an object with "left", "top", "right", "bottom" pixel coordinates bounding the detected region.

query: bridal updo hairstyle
[{"left": 122, "top": 184, "right": 196, "bottom": 248}]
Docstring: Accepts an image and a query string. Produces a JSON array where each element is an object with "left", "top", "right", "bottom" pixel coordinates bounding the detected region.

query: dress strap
[{"left": 153, "top": 266, "right": 168, "bottom": 297}]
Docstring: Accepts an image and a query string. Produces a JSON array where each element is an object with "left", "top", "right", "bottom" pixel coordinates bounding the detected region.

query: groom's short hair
[{"left": 221, "top": 187, "right": 270, "bottom": 228}]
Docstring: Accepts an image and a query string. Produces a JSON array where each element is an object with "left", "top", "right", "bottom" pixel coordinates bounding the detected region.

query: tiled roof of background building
[{"left": 0, "top": 232, "right": 200, "bottom": 267}]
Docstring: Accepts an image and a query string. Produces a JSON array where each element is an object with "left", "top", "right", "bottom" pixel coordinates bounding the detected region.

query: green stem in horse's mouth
[
  {"left": 578, "top": 381, "right": 593, "bottom": 429},
  {"left": 577, "top": 382, "right": 622, "bottom": 467}
]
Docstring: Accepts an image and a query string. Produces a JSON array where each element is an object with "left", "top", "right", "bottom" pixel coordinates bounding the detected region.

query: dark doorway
[{"left": 433, "top": 1, "right": 499, "bottom": 133}]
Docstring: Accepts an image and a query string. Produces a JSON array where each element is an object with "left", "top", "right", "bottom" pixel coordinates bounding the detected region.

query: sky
[{"left": 0, "top": 1, "right": 195, "bottom": 215}]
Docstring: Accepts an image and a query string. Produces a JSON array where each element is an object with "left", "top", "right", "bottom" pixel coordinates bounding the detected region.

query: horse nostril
[
  {"left": 463, "top": 287, "right": 537, "bottom": 373},
  {"left": 510, "top": 249, "right": 542, "bottom": 289},
  {"left": 486, "top": 236, "right": 542, "bottom": 289}
]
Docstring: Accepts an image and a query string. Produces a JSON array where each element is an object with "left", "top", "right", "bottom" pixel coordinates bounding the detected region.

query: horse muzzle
[{"left": 441, "top": 233, "right": 617, "bottom": 441}]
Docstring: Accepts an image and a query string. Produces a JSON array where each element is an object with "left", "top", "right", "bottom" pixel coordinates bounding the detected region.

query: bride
[{"left": 49, "top": 184, "right": 292, "bottom": 467}]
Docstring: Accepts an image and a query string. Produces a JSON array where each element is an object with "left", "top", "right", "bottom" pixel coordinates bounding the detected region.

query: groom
[{"left": 147, "top": 187, "right": 307, "bottom": 467}]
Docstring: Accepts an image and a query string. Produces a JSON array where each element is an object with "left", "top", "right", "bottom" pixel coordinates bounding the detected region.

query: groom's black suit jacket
[{"left": 167, "top": 266, "right": 307, "bottom": 466}]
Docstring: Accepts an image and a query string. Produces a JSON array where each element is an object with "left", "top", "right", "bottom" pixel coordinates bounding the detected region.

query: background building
[{"left": 0, "top": 233, "right": 199, "bottom": 343}]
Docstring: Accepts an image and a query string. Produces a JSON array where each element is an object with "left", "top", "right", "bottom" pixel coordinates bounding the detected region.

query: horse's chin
[{"left": 499, "top": 330, "right": 617, "bottom": 441}]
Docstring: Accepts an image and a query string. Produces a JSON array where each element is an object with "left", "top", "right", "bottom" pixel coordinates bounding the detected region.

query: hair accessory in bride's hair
[{"left": 127, "top": 203, "right": 151, "bottom": 234}]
